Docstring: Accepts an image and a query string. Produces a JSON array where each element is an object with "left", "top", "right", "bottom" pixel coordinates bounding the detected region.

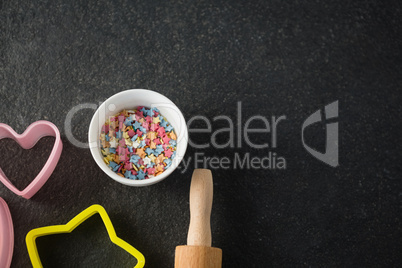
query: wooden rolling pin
[{"left": 175, "top": 169, "right": 222, "bottom": 268}]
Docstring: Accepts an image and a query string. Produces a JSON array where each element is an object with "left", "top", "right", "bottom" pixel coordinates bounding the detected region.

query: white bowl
[{"left": 88, "top": 89, "right": 188, "bottom": 186}]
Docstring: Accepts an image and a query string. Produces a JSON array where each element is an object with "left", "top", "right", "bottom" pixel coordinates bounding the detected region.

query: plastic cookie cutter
[
  {"left": 26, "top": 204, "right": 145, "bottom": 268},
  {"left": 0, "top": 197, "right": 13, "bottom": 268},
  {"left": 0, "top": 120, "right": 62, "bottom": 199},
  {"left": 0, "top": 197, "right": 14, "bottom": 268}
]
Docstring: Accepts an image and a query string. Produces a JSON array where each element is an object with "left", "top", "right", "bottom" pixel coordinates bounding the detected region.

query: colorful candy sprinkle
[{"left": 100, "top": 107, "right": 177, "bottom": 180}]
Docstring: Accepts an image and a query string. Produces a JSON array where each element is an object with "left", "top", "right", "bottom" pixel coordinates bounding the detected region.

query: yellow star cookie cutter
[{"left": 26, "top": 204, "right": 145, "bottom": 268}]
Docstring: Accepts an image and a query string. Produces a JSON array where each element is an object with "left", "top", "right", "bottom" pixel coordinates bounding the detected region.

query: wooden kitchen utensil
[{"left": 175, "top": 169, "right": 222, "bottom": 268}]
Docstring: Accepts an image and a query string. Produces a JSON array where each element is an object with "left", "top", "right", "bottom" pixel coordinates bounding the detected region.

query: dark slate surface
[{"left": 1, "top": 0, "right": 401, "bottom": 267}]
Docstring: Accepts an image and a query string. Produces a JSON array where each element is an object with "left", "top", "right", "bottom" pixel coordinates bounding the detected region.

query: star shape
[
  {"left": 157, "top": 154, "right": 165, "bottom": 164},
  {"left": 119, "top": 154, "right": 127, "bottom": 162},
  {"left": 160, "top": 120, "right": 168, "bottom": 128},
  {"left": 165, "top": 125, "right": 173, "bottom": 132},
  {"left": 152, "top": 116, "right": 160, "bottom": 124},
  {"left": 124, "top": 170, "right": 132, "bottom": 178},
  {"left": 136, "top": 129, "right": 143, "bottom": 136},
  {"left": 149, "top": 141, "right": 156, "bottom": 149},
  {"left": 145, "top": 116, "right": 152, "bottom": 124},
  {"left": 119, "top": 139, "right": 126, "bottom": 147},
  {"left": 143, "top": 157, "right": 151, "bottom": 166},
  {"left": 141, "top": 108, "right": 149, "bottom": 116},
  {"left": 164, "top": 148, "right": 173, "bottom": 158},
  {"left": 125, "top": 138, "right": 132, "bottom": 147},
  {"left": 157, "top": 127, "right": 165, "bottom": 137},
  {"left": 153, "top": 145, "right": 164, "bottom": 157},
  {"left": 146, "top": 161, "right": 154, "bottom": 168},
  {"left": 148, "top": 154, "right": 156, "bottom": 162},
  {"left": 169, "top": 139, "right": 177, "bottom": 146},
  {"left": 143, "top": 138, "right": 150, "bottom": 146},
  {"left": 115, "top": 130, "right": 122, "bottom": 139},
  {"left": 135, "top": 110, "right": 144, "bottom": 118},
  {"left": 136, "top": 148, "right": 146, "bottom": 158},
  {"left": 139, "top": 140, "right": 146, "bottom": 148},
  {"left": 133, "top": 121, "right": 142, "bottom": 130},
  {"left": 104, "top": 155, "right": 113, "bottom": 164},
  {"left": 145, "top": 147, "right": 154, "bottom": 155},
  {"left": 147, "top": 131, "right": 157, "bottom": 140},
  {"left": 147, "top": 167, "right": 155, "bottom": 175},
  {"left": 137, "top": 158, "right": 144, "bottom": 167},
  {"left": 147, "top": 109, "right": 155, "bottom": 117},
  {"left": 137, "top": 170, "right": 146, "bottom": 180},
  {"left": 124, "top": 118, "right": 132, "bottom": 126},
  {"left": 109, "top": 138, "right": 118, "bottom": 148},
  {"left": 128, "top": 129, "right": 136, "bottom": 138},
  {"left": 113, "top": 154, "right": 121, "bottom": 164},
  {"left": 139, "top": 126, "right": 147, "bottom": 134},
  {"left": 162, "top": 135, "right": 170, "bottom": 144},
  {"left": 132, "top": 140, "right": 140, "bottom": 148},
  {"left": 109, "top": 161, "right": 119, "bottom": 170},
  {"left": 150, "top": 123, "right": 159, "bottom": 132},
  {"left": 142, "top": 121, "right": 149, "bottom": 130},
  {"left": 26, "top": 205, "right": 145, "bottom": 268},
  {"left": 124, "top": 162, "right": 132, "bottom": 170},
  {"left": 156, "top": 164, "right": 164, "bottom": 173}
]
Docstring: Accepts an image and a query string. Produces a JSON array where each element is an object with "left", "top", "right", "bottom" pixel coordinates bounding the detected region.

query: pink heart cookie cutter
[
  {"left": 0, "top": 197, "right": 13, "bottom": 268},
  {"left": 0, "top": 121, "right": 63, "bottom": 199}
]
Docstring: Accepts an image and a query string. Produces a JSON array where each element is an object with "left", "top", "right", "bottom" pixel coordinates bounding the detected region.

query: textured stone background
[{"left": 0, "top": 0, "right": 401, "bottom": 267}]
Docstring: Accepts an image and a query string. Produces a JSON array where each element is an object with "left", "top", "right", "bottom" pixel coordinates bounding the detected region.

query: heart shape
[
  {"left": 26, "top": 204, "right": 145, "bottom": 268},
  {"left": 0, "top": 121, "right": 62, "bottom": 199},
  {"left": 0, "top": 197, "right": 13, "bottom": 268}
]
